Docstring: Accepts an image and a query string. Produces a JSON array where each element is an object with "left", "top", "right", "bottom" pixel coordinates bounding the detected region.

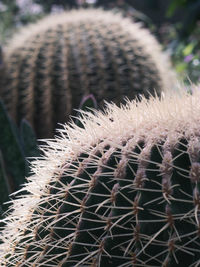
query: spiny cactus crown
[
  {"left": 0, "top": 9, "right": 176, "bottom": 137},
  {"left": 1, "top": 87, "right": 199, "bottom": 267}
]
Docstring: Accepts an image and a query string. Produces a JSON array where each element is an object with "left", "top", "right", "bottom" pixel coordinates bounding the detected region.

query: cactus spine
[
  {"left": 0, "top": 9, "right": 175, "bottom": 137},
  {"left": 0, "top": 87, "right": 200, "bottom": 266}
]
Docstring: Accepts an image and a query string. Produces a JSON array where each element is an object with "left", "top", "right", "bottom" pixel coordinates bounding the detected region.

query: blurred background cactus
[
  {"left": 1, "top": 88, "right": 200, "bottom": 266},
  {"left": 0, "top": 9, "right": 175, "bottom": 138},
  {"left": 1, "top": 0, "right": 199, "bottom": 85}
]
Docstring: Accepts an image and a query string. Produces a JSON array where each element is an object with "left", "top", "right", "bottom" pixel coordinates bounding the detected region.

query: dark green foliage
[
  {"left": 20, "top": 119, "right": 40, "bottom": 159},
  {"left": 0, "top": 46, "right": 3, "bottom": 69},
  {"left": 167, "top": 0, "right": 200, "bottom": 38},
  {"left": 0, "top": 0, "right": 19, "bottom": 42},
  {"left": 0, "top": 100, "right": 26, "bottom": 190},
  {"left": 0, "top": 101, "right": 40, "bottom": 215},
  {"left": 33, "top": 0, "right": 78, "bottom": 12},
  {"left": 0, "top": 151, "right": 10, "bottom": 217}
]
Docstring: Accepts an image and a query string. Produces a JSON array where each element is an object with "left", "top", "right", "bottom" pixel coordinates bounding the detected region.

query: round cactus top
[
  {"left": 53, "top": 86, "right": 200, "bottom": 153},
  {"left": 6, "top": 9, "right": 160, "bottom": 51},
  {"left": 0, "top": 86, "right": 200, "bottom": 266},
  {"left": 0, "top": 86, "right": 199, "bottom": 192},
  {"left": 4, "top": 8, "right": 176, "bottom": 93}
]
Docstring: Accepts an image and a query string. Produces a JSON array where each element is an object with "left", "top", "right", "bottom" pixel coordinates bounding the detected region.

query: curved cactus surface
[
  {"left": 0, "top": 87, "right": 200, "bottom": 266},
  {"left": 0, "top": 9, "right": 176, "bottom": 137}
]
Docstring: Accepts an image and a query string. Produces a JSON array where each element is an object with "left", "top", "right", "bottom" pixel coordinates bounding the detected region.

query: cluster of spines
[
  {"left": 2, "top": 139, "right": 200, "bottom": 266},
  {"left": 1, "top": 89, "right": 200, "bottom": 266}
]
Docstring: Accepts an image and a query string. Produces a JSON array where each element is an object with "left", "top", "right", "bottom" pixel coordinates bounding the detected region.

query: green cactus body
[
  {"left": 0, "top": 9, "right": 176, "bottom": 137},
  {"left": 0, "top": 87, "right": 200, "bottom": 266}
]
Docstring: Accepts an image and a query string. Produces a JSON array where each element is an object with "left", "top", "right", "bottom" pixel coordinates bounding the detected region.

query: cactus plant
[
  {"left": 0, "top": 9, "right": 176, "bottom": 138},
  {"left": 0, "top": 87, "right": 200, "bottom": 266}
]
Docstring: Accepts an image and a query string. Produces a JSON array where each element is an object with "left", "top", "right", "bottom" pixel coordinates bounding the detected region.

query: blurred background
[{"left": 0, "top": 0, "right": 200, "bottom": 84}]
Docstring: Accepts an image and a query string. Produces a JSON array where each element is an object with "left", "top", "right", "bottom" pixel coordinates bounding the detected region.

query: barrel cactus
[
  {"left": 0, "top": 87, "right": 200, "bottom": 267},
  {"left": 0, "top": 9, "right": 176, "bottom": 138}
]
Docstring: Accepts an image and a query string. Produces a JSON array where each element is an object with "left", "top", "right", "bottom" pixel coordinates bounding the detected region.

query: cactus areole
[
  {"left": 1, "top": 88, "right": 199, "bottom": 267},
  {"left": 0, "top": 9, "right": 175, "bottom": 137}
]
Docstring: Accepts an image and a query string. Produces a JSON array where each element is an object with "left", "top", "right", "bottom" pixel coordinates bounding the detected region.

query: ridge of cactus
[
  {"left": 0, "top": 8, "right": 177, "bottom": 137},
  {"left": 0, "top": 87, "right": 200, "bottom": 266}
]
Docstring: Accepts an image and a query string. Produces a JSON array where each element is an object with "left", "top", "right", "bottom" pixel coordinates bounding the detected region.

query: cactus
[
  {"left": 0, "top": 9, "right": 176, "bottom": 138},
  {"left": 0, "top": 100, "right": 40, "bottom": 216},
  {"left": 0, "top": 87, "right": 200, "bottom": 266}
]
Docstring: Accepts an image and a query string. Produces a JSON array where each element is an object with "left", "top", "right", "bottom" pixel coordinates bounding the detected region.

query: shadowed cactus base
[
  {"left": 0, "top": 9, "right": 176, "bottom": 137},
  {"left": 1, "top": 88, "right": 199, "bottom": 266}
]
